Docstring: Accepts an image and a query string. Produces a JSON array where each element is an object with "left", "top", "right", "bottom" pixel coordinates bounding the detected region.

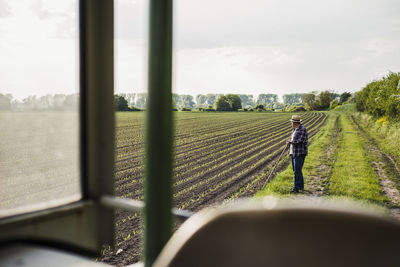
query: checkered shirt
[{"left": 290, "top": 124, "right": 308, "bottom": 156}]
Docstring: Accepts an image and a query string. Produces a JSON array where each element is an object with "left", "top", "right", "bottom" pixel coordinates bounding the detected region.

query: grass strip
[{"left": 328, "top": 114, "right": 386, "bottom": 204}]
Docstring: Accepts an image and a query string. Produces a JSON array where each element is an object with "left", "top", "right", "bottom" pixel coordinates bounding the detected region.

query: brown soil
[{"left": 99, "top": 112, "right": 327, "bottom": 266}]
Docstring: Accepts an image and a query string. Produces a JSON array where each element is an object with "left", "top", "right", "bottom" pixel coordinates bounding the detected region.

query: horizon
[{"left": 3, "top": 90, "right": 347, "bottom": 104}]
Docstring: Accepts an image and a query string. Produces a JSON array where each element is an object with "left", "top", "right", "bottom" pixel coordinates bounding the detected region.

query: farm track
[{"left": 101, "top": 112, "right": 328, "bottom": 266}]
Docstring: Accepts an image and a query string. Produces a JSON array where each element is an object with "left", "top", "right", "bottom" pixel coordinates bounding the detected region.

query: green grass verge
[
  {"left": 352, "top": 112, "right": 400, "bottom": 166},
  {"left": 328, "top": 114, "right": 386, "bottom": 204},
  {"left": 334, "top": 103, "right": 357, "bottom": 113},
  {"left": 256, "top": 112, "right": 337, "bottom": 197}
]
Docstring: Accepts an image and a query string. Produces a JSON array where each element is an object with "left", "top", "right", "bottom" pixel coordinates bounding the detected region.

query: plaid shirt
[{"left": 290, "top": 124, "right": 308, "bottom": 156}]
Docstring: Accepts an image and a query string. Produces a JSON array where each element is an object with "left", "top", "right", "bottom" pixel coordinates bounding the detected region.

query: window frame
[
  {"left": 0, "top": 1, "right": 182, "bottom": 264},
  {"left": 0, "top": 0, "right": 115, "bottom": 255}
]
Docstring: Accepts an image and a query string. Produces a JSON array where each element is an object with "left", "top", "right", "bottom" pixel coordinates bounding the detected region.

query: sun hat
[{"left": 289, "top": 115, "right": 302, "bottom": 123}]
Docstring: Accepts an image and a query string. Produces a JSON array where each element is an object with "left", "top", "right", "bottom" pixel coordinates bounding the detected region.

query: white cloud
[
  {"left": 0, "top": 0, "right": 11, "bottom": 17},
  {"left": 1, "top": 0, "right": 400, "bottom": 100},
  {"left": 0, "top": 0, "right": 78, "bottom": 99}
]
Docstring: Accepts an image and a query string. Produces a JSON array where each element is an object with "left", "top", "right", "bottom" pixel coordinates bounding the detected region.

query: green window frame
[{"left": 0, "top": 1, "right": 187, "bottom": 265}]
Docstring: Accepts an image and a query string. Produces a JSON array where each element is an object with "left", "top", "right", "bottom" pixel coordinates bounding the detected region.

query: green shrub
[{"left": 356, "top": 72, "right": 400, "bottom": 118}]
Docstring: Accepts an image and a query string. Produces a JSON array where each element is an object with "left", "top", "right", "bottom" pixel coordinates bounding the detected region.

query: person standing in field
[{"left": 286, "top": 115, "right": 308, "bottom": 193}]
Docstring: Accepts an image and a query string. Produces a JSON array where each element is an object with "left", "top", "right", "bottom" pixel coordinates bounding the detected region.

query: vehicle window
[{"left": 0, "top": 0, "right": 80, "bottom": 217}]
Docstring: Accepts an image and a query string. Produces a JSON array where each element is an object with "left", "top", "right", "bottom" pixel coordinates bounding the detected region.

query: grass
[
  {"left": 334, "top": 103, "right": 357, "bottom": 113},
  {"left": 328, "top": 114, "right": 386, "bottom": 204},
  {"left": 256, "top": 112, "right": 336, "bottom": 197},
  {"left": 256, "top": 111, "right": 387, "bottom": 206},
  {"left": 352, "top": 112, "right": 400, "bottom": 165}
]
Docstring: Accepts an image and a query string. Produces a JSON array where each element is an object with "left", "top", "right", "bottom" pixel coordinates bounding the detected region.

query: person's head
[{"left": 290, "top": 115, "right": 301, "bottom": 128}]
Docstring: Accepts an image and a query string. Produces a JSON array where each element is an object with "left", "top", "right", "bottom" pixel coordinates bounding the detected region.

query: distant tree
[
  {"left": 115, "top": 95, "right": 130, "bottom": 111},
  {"left": 181, "top": 95, "right": 195, "bottom": 108},
  {"left": 172, "top": 93, "right": 181, "bottom": 109},
  {"left": 317, "top": 91, "right": 336, "bottom": 110},
  {"left": 215, "top": 95, "right": 231, "bottom": 111},
  {"left": 301, "top": 93, "right": 317, "bottom": 110},
  {"left": 0, "top": 93, "right": 12, "bottom": 110},
  {"left": 206, "top": 94, "right": 219, "bottom": 106},
  {"left": 226, "top": 94, "right": 242, "bottom": 111},
  {"left": 340, "top": 92, "right": 352, "bottom": 103},
  {"left": 64, "top": 94, "right": 79, "bottom": 110},
  {"left": 273, "top": 102, "right": 284, "bottom": 110},
  {"left": 22, "top": 95, "right": 39, "bottom": 110},
  {"left": 38, "top": 94, "right": 53, "bottom": 109},
  {"left": 283, "top": 93, "right": 303, "bottom": 105},
  {"left": 239, "top": 94, "right": 254, "bottom": 107},
  {"left": 195, "top": 94, "right": 208, "bottom": 108},
  {"left": 53, "top": 94, "right": 66, "bottom": 110},
  {"left": 135, "top": 93, "right": 147, "bottom": 109},
  {"left": 256, "top": 94, "right": 278, "bottom": 107},
  {"left": 119, "top": 93, "right": 136, "bottom": 107}
]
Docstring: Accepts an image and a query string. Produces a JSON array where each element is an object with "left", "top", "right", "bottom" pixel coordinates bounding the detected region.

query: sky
[{"left": 0, "top": 0, "right": 399, "bottom": 101}]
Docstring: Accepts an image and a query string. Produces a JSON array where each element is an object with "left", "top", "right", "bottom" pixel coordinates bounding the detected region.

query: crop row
[{"left": 115, "top": 112, "right": 327, "bottom": 204}]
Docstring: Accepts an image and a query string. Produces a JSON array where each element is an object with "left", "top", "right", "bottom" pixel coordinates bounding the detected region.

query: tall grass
[{"left": 353, "top": 112, "right": 400, "bottom": 165}]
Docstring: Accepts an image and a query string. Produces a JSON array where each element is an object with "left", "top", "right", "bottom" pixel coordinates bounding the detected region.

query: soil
[{"left": 98, "top": 112, "right": 328, "bottom": 266}]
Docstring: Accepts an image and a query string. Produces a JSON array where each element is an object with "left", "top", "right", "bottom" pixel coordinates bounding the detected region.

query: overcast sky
[{"left": 0, "top": 0, "right": 399, "bottom": 101}]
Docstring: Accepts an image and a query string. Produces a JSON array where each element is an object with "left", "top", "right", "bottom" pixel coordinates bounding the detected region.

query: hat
[{"left": 290, "top": 115, "right": 302, "bottom": 123}]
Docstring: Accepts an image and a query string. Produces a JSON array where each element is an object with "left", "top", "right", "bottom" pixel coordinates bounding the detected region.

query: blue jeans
[{"left": 291, "top": 155, "right": 305, "bottom": 190}]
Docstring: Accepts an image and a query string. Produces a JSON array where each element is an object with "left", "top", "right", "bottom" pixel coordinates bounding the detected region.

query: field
[
  {"left": 0, "top": 111, "right": 327, "bottom": 265},
  {"left": 0, "top": 112, "right": 80, "bottom": 217},
  {"left": 105, "top": 111, "right": 328, "bottom": 265}
]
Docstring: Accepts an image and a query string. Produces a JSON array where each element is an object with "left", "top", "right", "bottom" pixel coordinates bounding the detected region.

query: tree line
[
  {"left": 0, "top": 93, "right": 78, "bottom": 111},
  {"left": 114, "top": 93, "right": 307, "bottom": 111},
  {"left": 0, "top": 90, "right": 353, "bottom": 112},
  {"left": 356, "top": 72, "right": 400, "bottom": 118},
  {"left": 301, "top": 91, "right": 352, "bottom": 111}
]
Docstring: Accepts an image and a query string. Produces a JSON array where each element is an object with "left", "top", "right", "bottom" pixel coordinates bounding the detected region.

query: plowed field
[{"left": 102, "top": 111, "right": 328, "bottom": 265}]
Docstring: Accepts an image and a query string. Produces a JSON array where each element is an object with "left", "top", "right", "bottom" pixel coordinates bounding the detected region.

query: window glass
[{"left": 0, "top": 0, "right": 80, "bottom": 217}]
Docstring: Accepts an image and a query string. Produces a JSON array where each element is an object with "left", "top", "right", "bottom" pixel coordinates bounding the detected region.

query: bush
[
  {"left": 115, "top": 95, "right": 130, "bottom": 111},
  {"left": 340, "top": 92, "right": 352, "bottom": 103},
  {"left": 215, "top": 94, "right": 242, "bottom": 111},
  {"left": 254, "top": 104, "right": 265, "bottom": 111},
  {"left": 356, "top": 72, "right": 400, "bottom": 118},
  {"left": 294, "top": 106, "right": 306, "bottom": 112},
  {"left": 329, "top": 99, "right": 340, "bottom": 110},
  {"left": 180, "top": 107, "right": 191, "bottom": 111},
  {"left": 129, "top": 106, "right": 142, "bottom": 111}
]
